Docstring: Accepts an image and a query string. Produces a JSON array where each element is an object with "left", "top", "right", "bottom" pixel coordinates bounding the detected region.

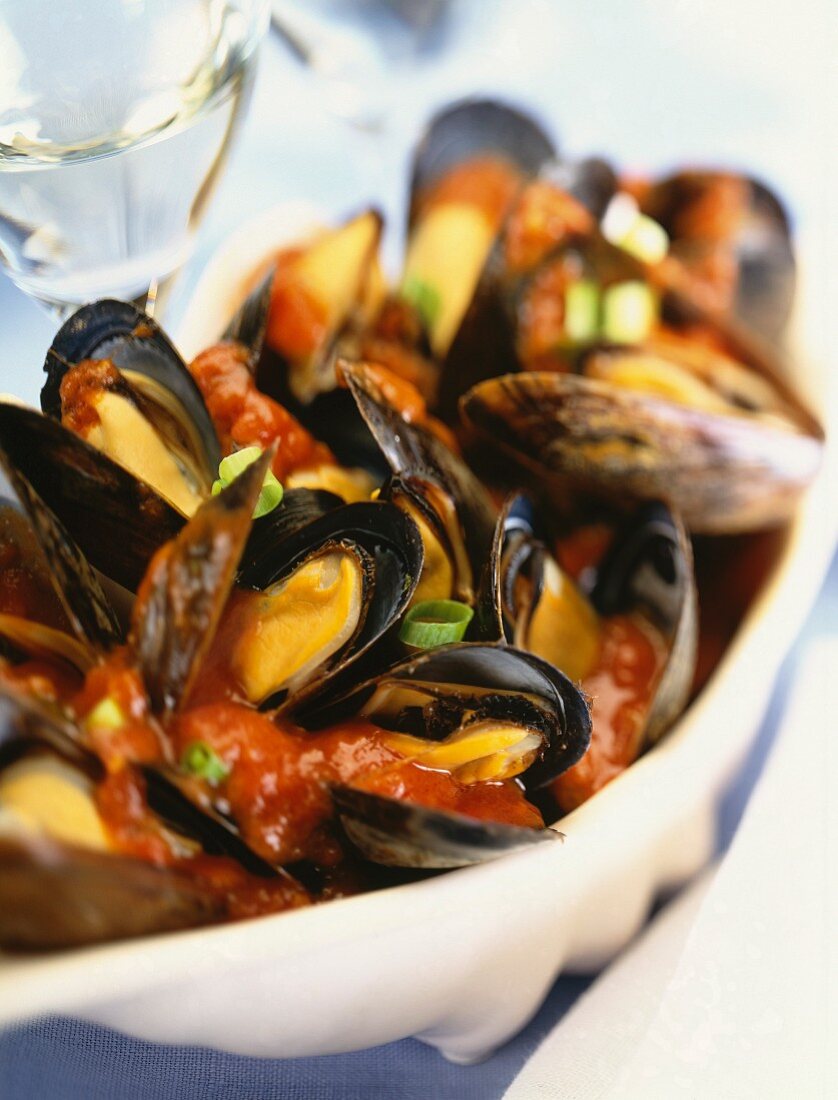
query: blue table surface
[{"left": 0, "top": 3, "right": 832, "bottom": 1095}]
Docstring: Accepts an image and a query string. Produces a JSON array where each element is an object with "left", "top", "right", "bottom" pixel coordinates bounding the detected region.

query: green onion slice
[
  {"left": 564, "top": 279, "right": 601, "bottom": 343},
  {"left": 602, "top": 281, "right": 658, "bottom": 344},
  {"left": 180, "top": 741, "right": 230, "bottom": 785},
  {"left": 399, "top": 599, "right": 474, "bottom": 649},
  {"left": 211, "top": 445, "right": 284, "bottom": 519},
  {"left": 401, "top": 274, "right": 442, "bottom": 331}
]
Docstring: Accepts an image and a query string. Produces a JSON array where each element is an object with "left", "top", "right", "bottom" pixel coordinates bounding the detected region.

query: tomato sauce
[
  {"left": 552, "top": 613, "right": 666, "bottom": 812},
  {"left": 170, "top": 707, "right": 543, "bottom": 867},
  {"left": 189, "top": 341, "right": 333, "bottom": 481},
  {"left": 265, "top": 245, "right": 329, "bottom": 362},
  {"left": 94, "top": 765, "right": 311, "bottom": 918},
  {"left": 504, "top": 180, "right": 594, "bottom": 275},
  {"left": 73, "top": 651, "right": 165, "bottom": 768},
  {"left": 58, "top": 359, "right": 121, "bottom": 436},
  {"left": 416, "top": 156, "right": 523, "bottom": 226}
]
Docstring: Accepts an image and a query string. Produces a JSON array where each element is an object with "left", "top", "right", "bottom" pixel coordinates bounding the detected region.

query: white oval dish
[{"left": 0, "top": 204, "right": 833, "bottom": 1063}]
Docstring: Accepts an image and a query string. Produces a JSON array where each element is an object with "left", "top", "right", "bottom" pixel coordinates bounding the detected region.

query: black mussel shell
[
  {"left": 42, "top": 298, "right": 221, "bottom": 479},
  {"left": 239, "top": 496, "right": 424, "bottom": 714},
  {"left": 129, "top": 452, "right": 270, "bottom": 717},
  {"left": 590, "top": 501, "right": 697, "bottom": 743},
  {"left": 222, "top": 268, "right": 275, "bottom": 368},
  {"left": 544, "top": 157, "right": 619, "bottom": 220},
  {"left": 342, "top": 362, "right": 496, "bottom": 597},
  {"left": 0, "top": 833, "right": 222, "bottom": 950},
  {"left": 331, "top": 786, "right": 558, "bottom": 870},
  {"left": 409, "top": 97, "right": 557, "bottom": 224},
  {"left": 0, "top": 448, "right": 121, "bottom": 652},
  {"left": 0, "top": 402, "right": 184, "bottom": 591},
  {"left": 301, "top": 642, "right": 591, "bottom": 791}
]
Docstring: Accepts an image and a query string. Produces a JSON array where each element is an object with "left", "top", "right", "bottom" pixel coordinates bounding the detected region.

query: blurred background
[{"left": 0, "top": 0, "right": 833, "bottom": 410}]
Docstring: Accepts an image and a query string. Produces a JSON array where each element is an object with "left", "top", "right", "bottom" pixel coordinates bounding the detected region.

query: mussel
[
  {"left": 0, "top": 680, "right": 305, "bottom": 949},
  {"left": 0, "top": 441, "right": 122, "bottom": 669},
  {"left": 400, "top": 97, "right": 556, "bottom": 376},
  {"left": 0, "top": 400, "right": 184, "bottom": 591},
  {"left": 458, "top": 220, "right": 822, "bottom": 532},
  {"left": 258, "top": 208, "right": 385, "bottom": 405},
  {"left": 42, "top": 300, "right": 221, "bottom": 517},
  {"left": 342, "top": 360, "right": 496, "bottom": 606},
  {"left": 635, "top": 169, "right": 796, "bottom": 340},
  {"left": 304, "top": 642, "right": 591, "bottom": 868},
  {"left": 477, "top": 493, "right": 696, "bottom": 810}
]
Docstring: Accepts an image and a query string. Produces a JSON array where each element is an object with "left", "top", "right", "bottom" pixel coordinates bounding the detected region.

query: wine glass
[{"left": 0, "top": 0, "right": 269, "bottom": 321}]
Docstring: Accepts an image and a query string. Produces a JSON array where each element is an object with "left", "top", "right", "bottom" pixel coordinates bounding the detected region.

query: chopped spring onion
[
  {"left": 84, "top": 696, "right": 126, "bottom": 731},
  {"left": 211, "top": 446, "right": 284, "bottom": 519},
  {"left": 602, "top": 193, "right": 669, "bottom": 264},
  {"left": 181, "top": 741, "right": 230, "bottom": 785},
  {"left": 602, "top": 281, "right": 657, "bottom": 344},
  {"left": 399, "top": 599, "right": 474, "bottom": 649},
  {"left": 401, "top": 274, "right": 442, "bottom": 331},
  {"left": 618, "top": 213, "right": 669, "bottom": 264},
  {"left": 564, "top": 280, "right": 601, "bottom": 342}
]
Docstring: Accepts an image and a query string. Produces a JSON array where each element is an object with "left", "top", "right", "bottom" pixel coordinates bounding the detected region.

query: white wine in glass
[{"left": 0, "top": 0, "right": 269, "bottom": 319}]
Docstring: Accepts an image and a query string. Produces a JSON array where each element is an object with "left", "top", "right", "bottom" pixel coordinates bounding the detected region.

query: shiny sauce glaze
[
  {"left": 551, "top": 613, "right": 666, "bottom": 812},
  {"left": 189, "top": 341, "right": 333, "bottom": 481},
  {"left": 169, "top": 707, "right": 543, "bottom": 867}
]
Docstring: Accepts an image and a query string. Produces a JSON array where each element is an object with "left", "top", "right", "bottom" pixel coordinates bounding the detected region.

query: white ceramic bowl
[{"left": 0, "top": 205, "right": 833, "bottom": 1063}]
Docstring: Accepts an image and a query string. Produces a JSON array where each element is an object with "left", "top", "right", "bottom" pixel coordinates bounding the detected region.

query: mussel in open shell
[
  {"left": 458, "top": 220, "right": 822, "bottom": 532},
  {"left": 42, "top": 299, "right": 221, "bottom": 517},
  {"left": 0, "top": 400, "right": 184, "bottom": 591},
  {"left": 0, "top": 682, "right": 303, "bottom": 949},
  {"left": 636, "top": 169, "right": 796, "bottom": 340},
  {"left": 306, "top": 642, "right": 591, "bottom": 868},
  {"left": 342, "top": 360, "right": 496, "bottom": 606},
  {"left": 472, "top": 492, "right": 697, "bottom": 812},
  {"left": 258, "top": 208, "right": 385, "bottom": 405},
  {"left": 401, "top": 98, "right": 556, "bottom": 370},
  {"left": 0, "top": 444, "right": 121, "bottom": 660},
  {"left": 237, "top": 492, "right": 424, "bottom": 714}
]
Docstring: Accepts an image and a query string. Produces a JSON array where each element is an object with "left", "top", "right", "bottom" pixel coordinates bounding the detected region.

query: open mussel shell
[
  {"left": 0, "top": 401, "right": 184, "bottom": 590},
  {"left": 436, "top": 166, "right": 602, "bottom": 418},
  {"left": 256, "top": 208, "right": 385, "bottom": 407},
  {"left": 41, "top": 299, "right": 221, "bottom": 508},
  {"left": 342, "top": 361, "right": 496, "bottom": 601},
  {"left": 302, "top": 642, "right": 592, "bottom": 792},
  {"left": 480, "top": 493, "right": 696, "bottom": 746},
  {"left": 590, "top": 501, "right": 697, "bottom": 743},
  {"left": 409, "top": 97, "right": 557, "bottom": 223},
  {"left": 309, "top": 642, "right": 588, "bottom": 868},
  {"left": 459, "top": 235, "right": 823, "bottom": 535},
  {"left": 238, "top": 493, "right": 424, "bottom": 714},
  {"left": 0, "top": 443, "right": 121, "bottom": 653},
  {"left": 638, "top": 170, "right": 796, "bottom": 340},
  {"left": 331, "top": 786, "right": 559, "bottom": 870},
  {"left": 0, "top": 689, "right": 220, "bottom": 949}
]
